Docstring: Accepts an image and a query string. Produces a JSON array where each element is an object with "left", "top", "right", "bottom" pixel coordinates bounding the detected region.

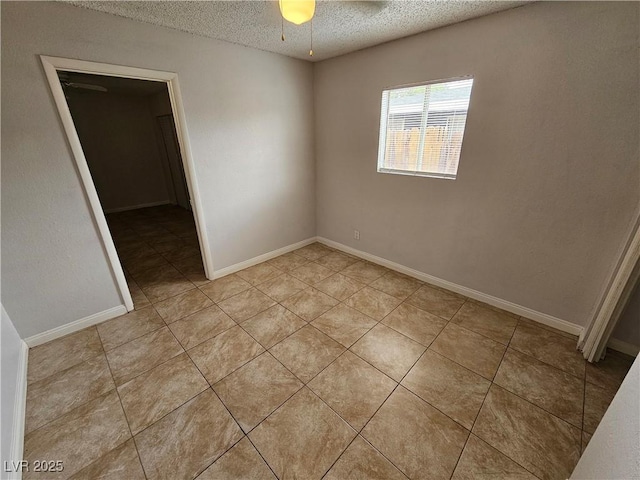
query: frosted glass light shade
[{"left": 279, "top": 0, "right": 315, "bottom": 25}]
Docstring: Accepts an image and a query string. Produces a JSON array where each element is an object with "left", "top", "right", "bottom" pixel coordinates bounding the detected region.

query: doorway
[
  {"left": 580, "top": 218, "right": 640, "bottom": 361},
  {"left": 41, "top": 56, "right": 213, "bottom": 311}
]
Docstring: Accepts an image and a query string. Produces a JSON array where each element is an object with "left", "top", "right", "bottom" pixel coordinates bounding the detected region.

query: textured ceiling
[{"left": 66, "top": 1, "right": 529, "bottom": 62}]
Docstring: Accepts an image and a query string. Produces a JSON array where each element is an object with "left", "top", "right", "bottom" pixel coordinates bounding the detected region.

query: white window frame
[{"left": 377, "top": 76, "right": 474, "bottom": 180}]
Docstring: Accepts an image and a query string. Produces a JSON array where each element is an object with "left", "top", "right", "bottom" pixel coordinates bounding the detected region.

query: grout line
[
  {"left": 107, "top": 334, "right": 186, "bottom": 390},
  {"left": 459, "top": 317, "right": 565, "bottom": 479},
  {"left": 21, "top": 351, "right": 109, "bottom": 435},
  {"left": 318, "top": 428, "right": 360, "bottom": 479},
  {"left": 176, "top": 325, "right": 287, "bottom": 477},
  {"left": 97, "top": 323, "right": 151, "bottom": 480},
  {"left": 243, "top": 432, "right": 281, "bottom": 479},
  {"left": 239, "top": 307, "right": 308, "bottom": 350},
  {"left": 448, "top": 434, "right": 471, "bottom": 480}
]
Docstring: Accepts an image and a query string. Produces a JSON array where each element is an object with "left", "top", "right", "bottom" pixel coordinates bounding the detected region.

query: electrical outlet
[{"left": 354, "top": 230, "right": 360, "bottom": 240}]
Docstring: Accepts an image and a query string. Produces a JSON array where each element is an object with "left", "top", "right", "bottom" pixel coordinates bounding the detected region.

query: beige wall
[
  {"left": 1, "top": 1, "right": 315, "bottom": 337},
  {"left": 2, "top": 1, "right": 638, "bottom": 340},
  {"left": 314, "top": 1, "right": 640, "bottom": 328},
  {"left": 67, "top": 90, "right": 171, "bottom": 212}
]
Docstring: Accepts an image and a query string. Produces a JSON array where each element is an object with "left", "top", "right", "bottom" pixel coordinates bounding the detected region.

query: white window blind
[{"left": 377, "top": 77, "right": 473, "bottom": 179}]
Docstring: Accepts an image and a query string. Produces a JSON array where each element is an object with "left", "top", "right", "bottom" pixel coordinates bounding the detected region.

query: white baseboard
[
  {"left": 607, "top": 338, "right": 639, "bottom": 357},
  {"left": 212, "top": 237, "right": 318, "bottom": 279},
  {"left": 9, "top": 341, "right": 28, "bottom": 480},
  {"left": 104, "top": 200, "right": 171, "bottom": 214},
  {"left": 24, "top": 305, "right": 127, "bottom": 348},
  {"left": 317, "top": 237, "right": 584, "bottom": 337}
]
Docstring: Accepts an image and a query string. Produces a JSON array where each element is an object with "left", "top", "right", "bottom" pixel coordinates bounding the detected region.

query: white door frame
[
  {"left": 40, "top": 56, "right": 214, "bottom": 311},
  {"left": 580, "top": 217, "right": 640, "bottom": 361}
]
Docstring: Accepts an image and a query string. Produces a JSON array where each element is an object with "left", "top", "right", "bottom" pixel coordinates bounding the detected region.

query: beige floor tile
[
  {"left": 294, "top": 242, "right": 334, "bottom": 261},
  {"left": 153, "top": 288, "right": 214, "bottom": 324},
  {"left": 312, "top": 304, "right": 377, "bottom": 348},
  {"left": 256, "top": 273, "right": 307, "bottom": 302},
  {"left": 451, "top": 302, "right": 518, "bottom": 344},
  {"left": 241, "top": 305, "right": 306, "bottom": 349},
  {"left": 162, "top": 245, "right": 201, "bottom": 263},
  {"left": 106, "top": 327, "right": 183, "bottom": 385},
  {"left": 249, "top": 388, "right": 356, "bottom": 479},
  {"left": 315, "top": 273, "right": 366, "bottom": 301},
  {"left": 168, "top": 305, "right": 235, "bottom": 350},
  {"left": 135, "top": 389, "right": 243, "bottom": 480},
  {"left": 309, "top": 351, "right": 396, "bottom": 430},
  {"left": 581, "top": 431, "right": 592, "bottom": 454},
  {"left": 517, "top": 317, "right": 577, "bottom": 340},
  {"left": 324, "top": 436, "right": 407, "bottom": 480},
  {"left": 199, "top": 274, "right": 252, "bottom": 303},
  {"left": 401, "top": 350, "right": 490, "bottom": 430},
  {"left": 177, "top": 262, "right": 210, "bottom": 287},
  {"left": 218, "top": 288, "right": 277, "bottom": 323},
  {"left": 137, "top": 265, "right": 196, "bottom": 303},
  {"left": 23, "top": 391, "right": 131, "bottom": 480},
  {"left": 406, "top": 284, "right": 465, "bottom": 320},
  {"left": 270, "top": 325, "right": 345, "bottom": 382},
  {"left": 473, "top": 385, "right": 581, "bottom": 480},
  {"left": 382, "top": 303, "right": 447, "bottom": 346},
  {"left": 289, "top": 262, "right": 334, "bottom": 285},
  {"left": 189, "top": 326, "right": 265, "bottom": 384},
  {"left": 25, "top": 354, "right": 114, "bottom": 434},
  {"left": 131, "top": 263, "right": 181, "bottom": 288},
  {"left": 315, "top": 251, "right": 359, "bottom": 272},
  {"left": 32, "top": 208, "right": 602, "bottom": 480},
  {"left": 362, "top": 386, "right": 468, "bottom": 480},
  {"left": 69, "top": 439, "right": 146, "bottom": 480},
  {"left": 27, "top": 327, "right": 104, "bottom": 384},
  {"left": 123, "top": 252, "right": 169, "bottom": 276},
  {"left": 430, "top": 323, "right": 506, "bottom": 380},
  {"left": 585, "top": 349, "right": 634, "bottom": 392},
  {"left": 494, "top": 348, "right": 584, "bottom": 427},
  {"left": 97, "top": 306, "right": 165, "bottom": 351},
  {"left": 509, "top": 321, "right": 585, "bottom": 378},
  {"left": 130, "top": 284, "right": 151, "bottom": 310},
  {"left": 150, "top": 238, "right": 185, "bottom": 254},
  {"left": 370, "top": 271, "right": 422, "bottom": 300},
  {"left": 583, "top": 381, "right": 616, "bottom": 434},
  {"left": 214, "top": 352, "right": 303, "bottom": 432},
  {"left": 280, "top": 287, "right": 339, "bottom": 321},
  {"left": 351, "top": 324, "right": 425, "bottom": 381},
  {"left": 119, "top": 242, "right": 155, "bottom": 262},
  {"left": 267, "top": 252, "right": 309, "bottom": 272},
  {"left": 197, "top": 437, "right": 276, "bottom": 480},
  {"left": 341, "top": 261, "right": 388, "bottom": 284},
  {"left": 452, "top": 435, "right": 537, "bottom": 480},
  {"left": 118, "top": 352, "right": 208, "bottom": 435},
  {"left": 236, "top": 262, "right": 283, "bottom": 286},
  {"left": 345, "top": 286, "right": 402, "bottom": 321}
]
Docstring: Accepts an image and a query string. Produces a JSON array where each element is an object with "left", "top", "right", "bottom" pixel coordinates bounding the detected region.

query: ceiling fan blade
[{"left": 67, "top": 82, "right": 108, "bottom": 92}]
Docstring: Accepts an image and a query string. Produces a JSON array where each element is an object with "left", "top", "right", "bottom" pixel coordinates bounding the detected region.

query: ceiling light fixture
[
  {"left": 279, "top": 0, "right": 315, "bottom": 25},
  {"left": 279, "top": 0, "right": 315, "bottom": 56}
]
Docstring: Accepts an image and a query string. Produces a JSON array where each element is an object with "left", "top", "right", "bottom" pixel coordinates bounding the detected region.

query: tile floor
[{"left": 23, "top": 213, "right": 635, "bottom": 480}]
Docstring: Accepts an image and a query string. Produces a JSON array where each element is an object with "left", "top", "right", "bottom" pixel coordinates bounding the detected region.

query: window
[{"left": 377, "top": 77, "right": 473, "bottom": 179}]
